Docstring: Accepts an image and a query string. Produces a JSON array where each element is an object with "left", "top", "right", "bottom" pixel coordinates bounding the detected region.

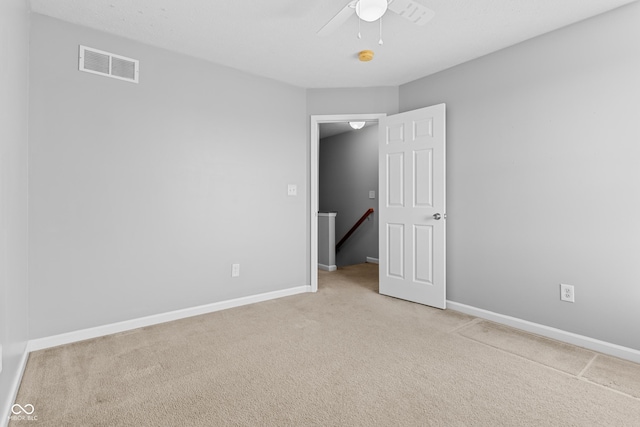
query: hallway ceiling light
[{"left": 349, "top": 121, "right": 366, "bottom": 129}]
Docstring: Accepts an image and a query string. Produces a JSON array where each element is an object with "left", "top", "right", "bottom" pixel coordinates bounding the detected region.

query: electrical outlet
[
  {"left": 232, "top": 263, "right": 240, "bottom": 277},
  {"left": 560, "top": 284, "right": 575, "bottom": 303},
  {"left": 287, "top": 184, "right": 297, "bottom": 196}
]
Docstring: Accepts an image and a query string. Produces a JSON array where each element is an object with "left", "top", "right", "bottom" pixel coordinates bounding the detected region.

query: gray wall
[
  {"left": 320, "top": 125, "right": 379, "bottom": 266},
  {"left": 306, "top": 87, "right": 399, "bottom": 116},
  {"left": 400, "top": 2, "right": 640, "bottom": 350},
  {"left": 0, "top": 0, "right": 30, "bottom": 415},
  {"left": 29, "top": 15, "right": 307, "bottom": 339}
]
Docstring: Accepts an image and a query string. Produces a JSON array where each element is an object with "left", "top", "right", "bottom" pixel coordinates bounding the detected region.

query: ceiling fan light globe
[{"left": 355, "top": 0, "right": 388, "bottom": 22}]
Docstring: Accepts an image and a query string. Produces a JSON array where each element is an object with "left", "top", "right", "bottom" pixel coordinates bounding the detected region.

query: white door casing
[
  {"left": 378, "top": 104, "right": 446, "bottom": 308},
  {"left": 309, "top": 114, "right": 387, "bottom": 292}
]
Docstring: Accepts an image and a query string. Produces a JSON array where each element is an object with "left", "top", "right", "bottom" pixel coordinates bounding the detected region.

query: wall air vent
[{"left": 79, "top": 45, "right": 139, "bottom": 83}]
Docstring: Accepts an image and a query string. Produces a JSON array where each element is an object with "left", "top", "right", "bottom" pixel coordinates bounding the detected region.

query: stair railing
[{"left": 336, "top": 208, "right": 374, "bottom": 252}]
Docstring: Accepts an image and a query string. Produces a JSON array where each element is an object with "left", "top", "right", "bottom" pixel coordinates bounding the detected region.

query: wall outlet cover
[{"left": 560, "top": 284, "right": 575, "bottom": 303}]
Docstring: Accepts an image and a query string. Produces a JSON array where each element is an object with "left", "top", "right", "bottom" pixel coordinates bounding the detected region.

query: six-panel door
[{"left": 378, "top": 104, "right": 446, "bottom": 308}]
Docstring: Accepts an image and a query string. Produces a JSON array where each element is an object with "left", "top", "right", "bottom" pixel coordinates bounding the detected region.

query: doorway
[
  {"left": 310, "top": 114, "right": 386, "bottom": 292},
  {"left": 310, "top": 105, "right": 447, "bottom": 308}
]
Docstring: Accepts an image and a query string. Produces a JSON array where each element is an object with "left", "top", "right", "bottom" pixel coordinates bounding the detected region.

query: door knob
[{"left": 433, "top": 213, "right": 442, "bottom": 220}]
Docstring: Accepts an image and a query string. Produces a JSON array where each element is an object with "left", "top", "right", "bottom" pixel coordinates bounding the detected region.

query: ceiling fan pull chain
[{"left": 378, "top": 16, "right": 384, "bottom": 45}]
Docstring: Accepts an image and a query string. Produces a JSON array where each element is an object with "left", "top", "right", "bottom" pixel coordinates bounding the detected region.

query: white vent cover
[{"left": 79, "top": 45, "right": 139, "bottom": 83}]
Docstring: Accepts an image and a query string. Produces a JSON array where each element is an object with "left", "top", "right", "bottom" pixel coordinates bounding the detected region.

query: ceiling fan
[{"left": 317, "top": 0, "right": 435, "bottom": 37}]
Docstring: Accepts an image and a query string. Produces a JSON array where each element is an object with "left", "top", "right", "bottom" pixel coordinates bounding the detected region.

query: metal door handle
[{"left": 433, "top": 213, "right": 442, "bottom": 220}]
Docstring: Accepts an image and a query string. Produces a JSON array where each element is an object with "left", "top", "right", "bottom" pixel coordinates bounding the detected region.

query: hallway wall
[{"left": 319, "top": 125, "right": 379, "bottom": 266}]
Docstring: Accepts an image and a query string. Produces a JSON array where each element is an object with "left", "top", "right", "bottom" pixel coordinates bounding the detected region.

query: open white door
[{"left": 378, "top": 104, "right": 446, "bottom": 308}]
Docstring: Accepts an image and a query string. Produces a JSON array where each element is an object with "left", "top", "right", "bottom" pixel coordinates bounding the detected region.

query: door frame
[{"left": 309, "top": 113, "right": 387, "bottom": 292}]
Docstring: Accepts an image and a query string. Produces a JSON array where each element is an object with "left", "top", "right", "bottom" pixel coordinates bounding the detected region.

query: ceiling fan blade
[
  {"left": 387, "top": 0, "right": 435, "bottom": 25},
  {"left": 317, "top": 2, "right": 357, "bottom": 36}
]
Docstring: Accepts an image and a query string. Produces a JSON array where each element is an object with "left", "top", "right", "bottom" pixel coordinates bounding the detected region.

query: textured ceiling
[{"left": 30, "top": 0, "right": 637, "bottom": 88}]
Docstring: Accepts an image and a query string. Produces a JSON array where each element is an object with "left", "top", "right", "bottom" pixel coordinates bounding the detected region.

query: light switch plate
[
  {"left": 369, "top": 191, "right": 376, "bottom": 199},
  {"left": 287, "top": 184, "right": 297, "bottom": 196}
]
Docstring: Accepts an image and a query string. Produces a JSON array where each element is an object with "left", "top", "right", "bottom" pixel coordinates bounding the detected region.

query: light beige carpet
[{"left": 12, "top": 263, "right": 640, "bottom": 426}]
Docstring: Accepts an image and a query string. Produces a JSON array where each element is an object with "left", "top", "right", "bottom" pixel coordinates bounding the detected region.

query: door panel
[
  {"left": 388, "top": 123, "right": 405, "bottom": 144},
  {"left": 414, "top": 224, "right": 433, "bottom": 285},
  {"left": 413, "top": 149, "right": 433, "bottom": 208},
  {"left": 387, "top": 153, "right": 404, "bottom": 207},
  {"left": 387, "top": 223, "right": 405, "bottom": 279},
  {"left": 379, "top": 104, "right": 446, "bottom": 309}
]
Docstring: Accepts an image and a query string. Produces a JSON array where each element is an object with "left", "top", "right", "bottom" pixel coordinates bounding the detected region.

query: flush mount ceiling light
[
  {"left": 355, "top": 0, "right": 388, "bottom": 22},
  {"left": 358, "top": 50, "right": 374, "bottom": 62},
  {"left": 349, "top": 121, "right": 366, "bottom": 129}
]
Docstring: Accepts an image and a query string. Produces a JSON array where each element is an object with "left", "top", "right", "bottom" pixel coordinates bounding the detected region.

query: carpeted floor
[{"left": 11, "top": 263, "right": 640, "bottom": 426}]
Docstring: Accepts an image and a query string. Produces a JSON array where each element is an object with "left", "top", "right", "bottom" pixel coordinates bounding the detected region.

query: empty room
[{"left": 2, "top": 0, "right": 640, "bottom": 425}]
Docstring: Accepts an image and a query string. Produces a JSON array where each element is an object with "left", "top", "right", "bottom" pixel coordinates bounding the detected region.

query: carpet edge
[
  {"left": 28, "top": 285, "right": 311, "bottom": 352},
  {"left": 447, "top": 300, "right": 640, "bottom": 364}
]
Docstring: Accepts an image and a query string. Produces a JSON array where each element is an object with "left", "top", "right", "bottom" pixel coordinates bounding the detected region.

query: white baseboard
[
  {"left": 447, "top": 300, "right": 640, "bottom": 364},
  {"left": 366, "top": 257, "right": 379, "bottom": 264},
  {"left": 29, "top": 285, "right": 310, "bottom": 352},
  {"left": 0, "top": 347, "right": 30, "bottom": 427},
  {"left": 318, "top": 263, "right": 337, "bottom": 272}
]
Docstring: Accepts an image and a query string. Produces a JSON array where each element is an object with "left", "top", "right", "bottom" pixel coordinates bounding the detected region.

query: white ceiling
[{"left": 30, "top": 0, "right": 636, "bottom": 88}]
